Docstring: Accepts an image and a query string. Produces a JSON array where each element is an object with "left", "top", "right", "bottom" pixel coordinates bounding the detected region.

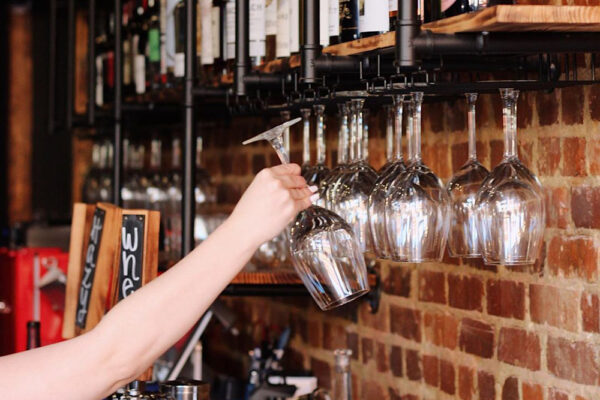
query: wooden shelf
[
  {"left": 323, "top": 32, "right": 396, "bottom": 56},
  {"left": 422, "top": 5, "right": 600, "bottom": 33}
]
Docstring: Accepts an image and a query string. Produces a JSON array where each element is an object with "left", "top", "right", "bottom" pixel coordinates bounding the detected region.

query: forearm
[{"left": 95, "top": 216, "right": 256, "bottom": 390}]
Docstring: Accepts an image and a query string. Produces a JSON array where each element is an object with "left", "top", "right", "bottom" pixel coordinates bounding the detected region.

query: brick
[
  {"left": 307, "top": 319, "right": 321, "bottom": 347},
  {"left": 310, "top": 357, "right": 332, "bottom": 390},
  {"left": 522, "top": 383, "right": 543, "bottom": 400},
  {"left": 572, "top": 186, "right": 600, "bottom": 229},
  {"left": 220, "top": 153, "right": 234, "bottom": 175},
  {"left": 448, "top": 274, "right": 483, "bottom": 311},
  {"left": 589, "top": 138, "right": 600, "bottom": 174},
  {"left": 490, "top": 140, "right": 504, "bottom": 169},
  {"left": 390, "top": 306, "right": 421, "bottom": 342},
  {"left": 464, "top": 257, "right": 497, "bottom": 273},
  {"left": 545, "top": 186, "right": 569, "bottom": 228},
  {"left": 346, "top": 332, "right": 359, "bottom": 360},
  {"left": 424, "top": 312, "right": 458, "bottom": 349},
  {"left": 452, "top": 142, "right": 469, "bottom": 172},
  {"left": 232, "top": 153, "right": 249, "bottom": 176},
  {"left": 459, "top": 318, "right": 494, "bottom": 358},
  {"left": 361, "top": 380, "right": 385, "bottom": 400},
  {"left": 498, "top": 327, "right": 541, "bottom": 371},
  {"left": 440, "top": 359, "right": 456, "bottom": 395},
  {"left": 418, "top": 270, "right": 446, "bottom": 304},
  {"left": 547, "top": 235, "right": 598, "bottom": 282},
  {"left": 548, "top": 388, "right": 569, "bottom": 400},
  {"left": 547, "top": 336, "right": 600, "bottom": 385},
  {"left": 389, "top": 388, "right": 419, "bottom": 400},
  {"left": 323, "top": 323, "right": 346, "bottom": 350},
  {"left": 537, "top": 137, "right": 561, "bottom": 176},
  {"left": 562, "top": 85, "right": 585, "bottom": 125},
  {"left": 360, "top": 301, "right": 389, "bottom": 331},
  {"left": 518, "top": 141, "right": 534, "bottom": 169},
  {"left": 426, "top": 102, "right": 445, "bottom": 133},
  {"left": 376, "top": 342, "right": 388, "bottom": 373},
  {"left": 536, "top": 90, "right": 560, "bottom": 126},
  {"left": 361, "top": 337, "right": 374, "bottom": 364},
  {"left": 487, "top": 279, "right": 525, "bottom": 319},
  {"left": 590, "top": 84, "right": 600, "bottom": 121},
  {"left": 478, "top": 371, "right": 495, "bottom": 400},
  {"left": 581, "top": 292, "right": 600, "bottom": 333},
  {"left": 530, "top": 284, "right": 579, "bottom": 331},
  {"left": 562, "top": 137, "right": 587, "bottom": 176},
  {"left": 390, "top": 346, "right": 403, "bottom": 377},
  {"left": 422, "top": 355, "right": 439, "bottom": 387},
  {"left": 502, "top": 376, "right": 519, "bottom": 400},
  {"left": 406, "top": 349, "right": 422, "bottom": 381},
  {"left": 458, "top": 366, "right": 474, "bottom": 400},
  {"left": 384, "top": 266, "right": 411, "bottom": 297},
  {"left": 251, "top": 154, "right": 266, "bottom": 174}
]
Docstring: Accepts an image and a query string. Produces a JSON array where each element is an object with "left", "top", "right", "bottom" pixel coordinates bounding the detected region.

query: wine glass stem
[
  {"left": 467, "top": 93, "right": 478, "bottom": 161},
  {"left": 386, "top": 106, "right": 393, "bottom": 162},
  {"left": 413, "top": 92, "right": 423, "bottom": 162},
  {"left": 501, "top": 89, "right": 519, "bottom": 159},
  {"left": 357, "top": 109, "right": 364, "bottom": 161},
  {"left": 338, "top": 111, "right": 349, "bottom": 164},
  {"left": 315, "top": 107, "right": 326, "bottom": 165},
  {"left": 393, "top": 96, "right": 404, "bottom": 162},
  {"left": 406, "top": 99, "right": 414, "bottom": 162},
  {"left": 271, "top": 134, "right": 290, "bottom": 164},
  {"left": 302, "top": 111, "right": 311, "bottom": 165},
  {"left": 349, "top": 108, "right": 357, "bottom": 162},
  {"left": 281, "top": 111, "right": 291, "bottom": 155}
]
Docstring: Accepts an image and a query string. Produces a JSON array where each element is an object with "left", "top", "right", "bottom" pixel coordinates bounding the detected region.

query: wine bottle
[
  {"left": 320, "top": 0, "right": 329, "bottom": 47},
  {"left": 442, "top": 0, "right": 513, "bottom": 18},
  {"left": 276, "top": 0, "right": 291, "bottom": 58},
  {"left": 225, "top": 0, "right": 236, "bottom": 64},
  {"left": 249, "top": 0, "right": 266, "bottom": 66},
  {"left": 122, "top": 1, "right": 135, "bottom": 96},
  {"left": 388, "top": 0, "right": 396, "bottom": 29},
  {"left": 200, "top": 0, "right": 214, "bottom": 66},
  {"left": 148, "top": 14, "right": 162, "bottom": 90},
  {"left": 265, "top": 0, "right": 277, "bottom": 61},
  {"left": 328, "top": 0, "right": 339, "bottom": 44},
  {"left": 173, "top": 0, "right": 186, "bottom": 79},
  {"left": 289, "top": 0, "right": 299, "bottom": 54},
  {"left": 211, "top": 4, "right": 221, "bottom": 62},
  {"left": 359, "top": 0, "right": 389, "bottom": 38},
  {"left": 159, "top": 0, "right": 168, "bottom": 84},
  {"left": 339, "top": 0, "right": 359, "bottom": 42}
]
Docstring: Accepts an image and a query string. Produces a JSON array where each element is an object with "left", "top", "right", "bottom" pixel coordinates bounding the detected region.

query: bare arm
[{"left": 0, "top": 164, "right": 314, "bottom": 400}]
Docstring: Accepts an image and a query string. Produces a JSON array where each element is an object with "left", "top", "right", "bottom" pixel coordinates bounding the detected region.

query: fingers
[
  {"left": 276, "top": 174, "right": 308, "bottom": 189},
  {"left": 270, "top": 163, "right": 301, "bottom": 176},
  {"left": 290, "top": 187, "right": 313, "bottom": 200}
]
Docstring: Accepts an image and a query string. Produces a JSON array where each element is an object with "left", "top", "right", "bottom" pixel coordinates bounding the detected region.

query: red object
[{"left": 0, "top": 248, "right": 69, "bottom": 356}]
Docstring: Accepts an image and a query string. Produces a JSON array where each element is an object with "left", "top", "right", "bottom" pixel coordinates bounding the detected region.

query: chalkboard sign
[
  {"left": 118, "top": 214, "right": 145, "bottom": 301},
  {"left": 75, "top": 207, "right": 105, "bottom": 329}
]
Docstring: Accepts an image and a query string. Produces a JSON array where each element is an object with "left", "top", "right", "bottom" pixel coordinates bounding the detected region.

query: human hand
[{"left": 229, "top": 164, "right": 317, "bottom": 248}]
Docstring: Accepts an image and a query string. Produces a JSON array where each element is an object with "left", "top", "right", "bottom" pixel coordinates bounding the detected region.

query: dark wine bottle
[
  {"left": 339, "top": 0, "right": 359, "bottom": 42},
  {"left": 442, "top": 0, "right": 514, "bottom": 19},
  {"left": 265, "top": 0, "right": 277, "bottom": 61},
  {"left": 328, "top": 0, "right": 340, "bottom": 44},
  {"left": 359, "top": 0, "right": 389, "bottom": 38}
]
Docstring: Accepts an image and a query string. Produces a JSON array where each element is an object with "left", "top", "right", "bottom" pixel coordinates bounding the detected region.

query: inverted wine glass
[
  {"left": 332, "top": 99, "right": 378, "bottom": 254},
  {"left": 368, "top": 95, "right": 407, "bottom": 259},
  {"left": 385, "top": 92, "right": 450, "bottom": 262},
  {"left": 446, "top": 93, "right": 489, "bottom": 258},
  {"left": 476, "top": 88, "right": 545, "bottom": 265},
  {"left": 243, "top": 119, "right": 369, "bottom": 310},
  {"left": 304, "top": 105, "right": 330, "bottom": 192},
  {"left": 323, "top": 102, "right": 351, "bottom": 210}
]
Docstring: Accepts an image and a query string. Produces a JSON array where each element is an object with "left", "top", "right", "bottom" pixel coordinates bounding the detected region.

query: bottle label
[
  {"left": 123, "top": 38, "right": 132, "bottom": 85},
  {"left": 360, "top": 0, "right": 389, "bottom": 34},
  {"left": 249, "top": 0, "right": 266, "bottom": 58},
  {"left": 328, "top": 0, "right": 339, "bottom": 37},
  {"left": 226, "top": 0, "right": 236, "bottom": 60},
  {"left": 276, "top": 0, "right": 290, "bottom": 57},
  {"left": 320, "top": 0, "right": 329, "bottom": 46},
  {"left": 389, "top": 0, "right": 397, "bottom": 12},
  {"left": 149, "top": 28, "right": 161, "bottom": 62},
  {"left": 201, "top": 0, "right": 214, "bottom": 65},
  {"left": 289, "top": 0, "right": 299, "bottom": 53},
  {"left": 174, "top": 53, "right": 185, "bottom": 77},
  {"left": 160, "top": 0, "right": 167, "bottom": 74},
  {"left": 211, "top": 6, "right": 221, "bottom": 59},
  {"left": 265, "top": 0, "right": 277, "bottom": 35},
  {"left": 166, "top": 0, "right": 178, "bottom": 68},
  {"left": 134, "top": 54, "right": 146, "bottom": 94}
]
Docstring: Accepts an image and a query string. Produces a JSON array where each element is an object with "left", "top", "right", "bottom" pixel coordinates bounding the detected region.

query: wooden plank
[
  {"left": 423, "top": 5, "right": 600, "bottom": 33},
  {"left": 323, "top": 32, "right": 395, "bottom": 56},
  {"left": 62, "top": 203, "right": 96, "bottom": 339}
]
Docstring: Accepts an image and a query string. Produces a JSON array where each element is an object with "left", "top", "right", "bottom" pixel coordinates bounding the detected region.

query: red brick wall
[{"left": 202, "top": 78, "right": 600, "bottom": 399}]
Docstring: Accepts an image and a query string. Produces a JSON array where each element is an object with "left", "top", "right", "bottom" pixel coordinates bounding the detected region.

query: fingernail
[
  {"left": 310, "top": 193, "right": 320, "bottom": 203},
  {"left": 309, "top": 185, "right": 319, "bottom": 193}
]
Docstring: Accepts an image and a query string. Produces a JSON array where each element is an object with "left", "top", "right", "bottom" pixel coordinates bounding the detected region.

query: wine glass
[
  {"left": 332, "top": 99, "right": 378, "bottom": 254},
  {"left": 300, "top": 108, "right": 313, "bottom": 179},
  {"left": 379, "top": 105, "right": 394, "bottom": 174},
  {"left": 476, "top": 88, "right": 545, "bottom": 265},
  {"left": 323, "top": 102, "right": 351, "bottom": 209},
  {"left": 385, "top": 92, "right": 450, "bottom": 262},
  {"left": 368, "top": 95, "right": 407, "bottom": 259},
  {"left": 304, "top": 105, "right": 330, "bottom": 190},
  {"left": 446, "top": 93, "right": 489, "bottom": 258},
  {"left": 243, "top": 119, "right": 369, "bottom": 310}
]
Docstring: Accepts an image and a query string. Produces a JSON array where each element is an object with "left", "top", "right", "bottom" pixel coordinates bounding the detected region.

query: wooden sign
[{"left": 63, "top": 203, "right": 95, "bottom": 339}]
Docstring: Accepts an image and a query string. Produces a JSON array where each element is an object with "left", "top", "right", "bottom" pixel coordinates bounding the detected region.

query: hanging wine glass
[
  {"left": 446, "top": 93, "right": 489, "bottom": 258},
  {"left": 300, "top": 108, "right": 313, "bottom": 179},
  {"left": 386, "top": 92, "right": 450, "bottom": 262},
  {"left": 379, "top": 105, "right": 395, "bottom": 174},
  {"left": 332, "top": 99, "right": 378, "bottom": 254},
  {"left": 304, "top": 104, "right": 330, "bottom": 190},
  {"left": 323, "top": 102, "right": 351, "bottom": 210},
  {"left": 243, "top": 119, "right": 369, "bottom": 310},
  {"left": 476, "top": 88, "right": 545, "bottom": 265},
  {"left": 368, "top": 95, "right": 407, "bottom": 260}
]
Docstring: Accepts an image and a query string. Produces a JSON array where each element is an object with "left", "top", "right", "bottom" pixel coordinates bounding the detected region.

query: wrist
[{"left": 217, "top": 214, "right": 260, "bottom": 257}]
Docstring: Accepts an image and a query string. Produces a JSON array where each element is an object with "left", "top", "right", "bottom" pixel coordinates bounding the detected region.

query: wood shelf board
[
  {"left": 323, "top": 32, "right": 396, "bottom": 56},
  {"left": 423, "top": 5, "right": 600, "bottom": 33}
]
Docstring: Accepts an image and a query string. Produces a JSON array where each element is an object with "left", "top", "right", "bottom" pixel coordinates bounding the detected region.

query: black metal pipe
[
  {"left": 113, "top": 0, "right": 122, "bottom": 206},
  {"left": 395, "top": 0, "right": 419, "bottom": 68},
  {"left": 192, "top": 87, "right": 229, "bottom": 96},
  {"left": 315, "top": 54, "right": 361, "bottom": 74},
  {"left": 66, "top": 0, "right": 75, "bottom": 130},
  {"left": 182, "top": 0, "right": 197, "bottom": 257},
  {"left": 234, "top": 0, "right": 249, "bottom": 96},
  {"left": 87, "top": 0, "right": 95, "bottom": 125},
  {"left": 243, "top": 73, "right": 284, "bottom": 87},
  {"left": 415, "top": 31, "right": 600, "bottom": 57},
  {"left": 300, "top": 0, "right": 320, "bottom": 84},
  {"left": 48, "top": 0, "right": 56, "bottom": 135}
]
